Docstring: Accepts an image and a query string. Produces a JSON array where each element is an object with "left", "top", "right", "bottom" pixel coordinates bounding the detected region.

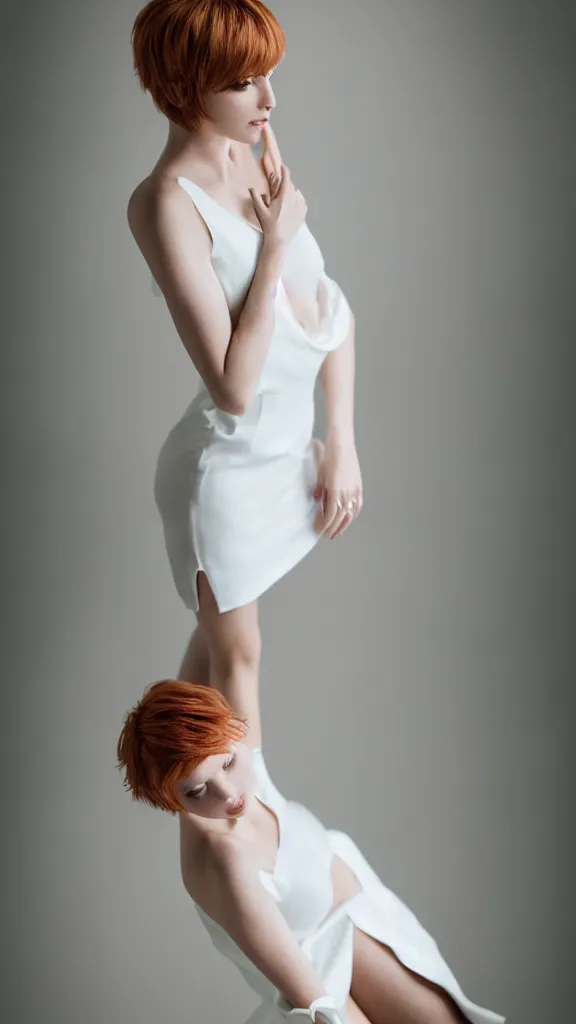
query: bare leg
[
  {"left": 350, "top": 927, "right": 468, "bottom": 1024},
  {"left": 344, "top": 995, "right": 372, "bottom": 1023},
  {"left": 178, "top": 623, "right": 211, "bottom": 688},
  {"left": 195, "top": 570, "right": 263, "bottom": 748}
]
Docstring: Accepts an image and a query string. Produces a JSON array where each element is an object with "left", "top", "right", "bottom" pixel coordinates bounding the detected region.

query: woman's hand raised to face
[
  {"left": 260, "top": 120, "right": 282, "bottom": 184},
  {"left": 249, "top": 164, "right": 307, "bottom": 251}
]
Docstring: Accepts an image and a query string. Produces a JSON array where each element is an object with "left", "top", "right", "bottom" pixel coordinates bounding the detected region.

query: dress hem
[{"left": 194, "top": 525, "right": 321, "bottom": 615}]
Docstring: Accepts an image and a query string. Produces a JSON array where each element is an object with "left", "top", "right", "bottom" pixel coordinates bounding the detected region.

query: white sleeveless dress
[
  {"left": 192, "top": 748, "right": 506, "bottom": 1024},
  {"left": 153, "top": 176, "right": 353, "bottom": 614}
]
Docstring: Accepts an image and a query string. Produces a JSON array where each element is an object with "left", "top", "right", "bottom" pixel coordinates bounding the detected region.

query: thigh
[
  {"left": 344, "top": 994, "right": 372, "bottom": 1024},
  {"left": 350, "top": 927, "right": 467, "bottom": 1024}
]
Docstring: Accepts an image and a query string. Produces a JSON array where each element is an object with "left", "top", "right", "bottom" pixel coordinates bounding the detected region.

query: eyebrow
[{"left": 186, "top": 750, "right": 233, "bottom": 793}]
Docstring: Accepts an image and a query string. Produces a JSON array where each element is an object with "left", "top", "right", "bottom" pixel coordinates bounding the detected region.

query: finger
[
  {"left": 326, "top": 509, "right": 348, "bottom": 539},
  {"left": 277, "top": 164, "right": 291, "bottom": 195},
  {"left": 350, "top": 493, "right": 363, "bottom": 518},
  {"left": 313, "top": 490, "right": 334, "bottom": 534},
  {"left": 320, "top": 496, "right": 344, "bottom": 537},
  {"left": 267, "top": 173, "right": 281, "bottom": 201},
  {"left": 313, "top": 487, "right": 327, "bottom": 532},
  {"left": 261, "top": 148, "right": 276, "bottom": 180},
  {"left": 333, "top": 499, "right": 360, "bottom": 537},
  {"left": 249, "top": 187, "right": 267, "bottom": 213},
  {"left": 331, "top": 513, "right": 353, "bottom": 539},
  {"left": 248, "top": 188, "right": 266, "bottom": 226},
  {"left": 262, "top": 122, "right": 282, "bottom": 168},
  {"left": 325, "top": 495, "right": 358, "bottom": 538},
  {"left": 347, "top": 497, "right": 362, "bottom": 521}
]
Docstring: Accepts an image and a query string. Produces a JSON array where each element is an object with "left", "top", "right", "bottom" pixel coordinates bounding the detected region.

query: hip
[{"left": 157, "top": 387, "right": 316, "bottom": 468}]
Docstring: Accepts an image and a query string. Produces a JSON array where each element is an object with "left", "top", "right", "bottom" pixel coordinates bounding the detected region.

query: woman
[
  {"left": 127, "top": 0, "right": 362, "bottom": 744},
  {"left": 116, "top": 680, "right": 506, "bottom": 1024}
]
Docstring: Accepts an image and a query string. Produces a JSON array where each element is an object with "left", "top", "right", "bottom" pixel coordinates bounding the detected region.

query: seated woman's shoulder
[{"left": 180, "top": 829, "right": 247, "bottom": 908}]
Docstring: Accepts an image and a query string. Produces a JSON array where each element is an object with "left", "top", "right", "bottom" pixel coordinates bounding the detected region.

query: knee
[
  {"left": 195, "top": 572, "right": 261, "bottom": 676},
  {"left": 209, "top": 628, "right": 262, "bottom": 679}
]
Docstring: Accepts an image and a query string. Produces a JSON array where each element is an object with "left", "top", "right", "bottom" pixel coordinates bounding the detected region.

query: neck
[
  {"left": 179, "top": 793, "right": 257, "bottom": 838},
  {"left": 155, "top": 121, "right": 246, "bottom": 184}
]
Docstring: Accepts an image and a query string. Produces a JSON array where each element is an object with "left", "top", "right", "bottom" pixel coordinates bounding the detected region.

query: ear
[{"left": 260, "top": 121, "right": 283, "bottom": 181}]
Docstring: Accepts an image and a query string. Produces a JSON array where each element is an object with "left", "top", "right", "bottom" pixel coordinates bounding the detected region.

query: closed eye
[{"left": 187, "top": 752, "right": 235, "bottom": 799}]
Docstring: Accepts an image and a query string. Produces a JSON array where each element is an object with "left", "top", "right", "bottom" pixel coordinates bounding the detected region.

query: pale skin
[
  {"left": 176, "top": 741, "right": 468, "bottom": 1024},
  {"left": 127, "top": 66, "right": 363, "bottom": 747},
  {"left": 130, "top": 61, "right": 466, "bottom": 1024}
]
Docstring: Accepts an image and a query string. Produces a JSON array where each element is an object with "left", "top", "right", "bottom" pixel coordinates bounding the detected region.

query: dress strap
[{"left": 176, "top": 176, "right": 228, "bottom": 248}]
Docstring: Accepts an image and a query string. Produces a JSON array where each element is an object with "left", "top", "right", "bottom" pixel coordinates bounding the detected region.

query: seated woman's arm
[{"left": 198, "top": 835, "right": 346, "bottom": 1022}]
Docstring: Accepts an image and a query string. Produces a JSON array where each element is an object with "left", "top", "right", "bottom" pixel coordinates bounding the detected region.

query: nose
[
  {"left": 212, "top": 778, "right": 239, "bottom": 804},
  {"left": 261, "top": 81, "right": 276, "bottom": 110}
]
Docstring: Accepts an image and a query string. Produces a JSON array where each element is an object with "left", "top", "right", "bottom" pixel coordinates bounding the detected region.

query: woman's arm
[
  {"left": 198, "top": 836, "right": 347, "bottom": 1022},
  {"left": 223, "top": 235, "right": 286, "bottom": 413},
  {"left": 313, "top": 316, "right": 363, "bottom": 538},
  {"left": 127, "top": 179, "right": 288, "bottom": 416},
  {"left": 262, "top": 120, "right": 357, "bottom": 448},
  {"left": 318, "top": 313, "right": 356, "bottom": 448}
]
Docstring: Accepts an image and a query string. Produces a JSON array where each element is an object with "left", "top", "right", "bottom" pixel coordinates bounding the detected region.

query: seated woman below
[{"left": 116, "top": 680, "right": 506, "bottom": 1024}]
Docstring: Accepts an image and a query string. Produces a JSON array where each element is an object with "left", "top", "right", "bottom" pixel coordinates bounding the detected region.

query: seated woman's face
[{"left": 175, "top": 741, "right": 254, "bottom": 819}]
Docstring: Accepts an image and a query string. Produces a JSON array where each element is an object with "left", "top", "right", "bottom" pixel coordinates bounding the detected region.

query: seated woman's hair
[
  {"left": 116, "top": 680, "right": 247, "bottom": 814},
  {"left": 131, "top": 0, "right": 286, "bottom": 131}
]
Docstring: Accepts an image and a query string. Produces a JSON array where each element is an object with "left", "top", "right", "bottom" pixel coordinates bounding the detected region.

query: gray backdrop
[{"left": 3, "top": 1, "right": 575, "bottom": 1021}]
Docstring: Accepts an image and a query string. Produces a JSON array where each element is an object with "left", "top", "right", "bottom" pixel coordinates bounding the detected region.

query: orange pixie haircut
[
  {"left": 116, "top": 680, "right": 248, "bottom": 814},
  {"left": 131, "top": 0, "right": 286, "bottom": 132}
]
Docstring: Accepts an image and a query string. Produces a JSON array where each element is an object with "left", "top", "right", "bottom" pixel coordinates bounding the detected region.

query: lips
[
  {"left": 250, "top": 119, "right": 268, "bottom": 126},
  {"left": 227, "top": 796, "right": 246, "bottom": 816}
]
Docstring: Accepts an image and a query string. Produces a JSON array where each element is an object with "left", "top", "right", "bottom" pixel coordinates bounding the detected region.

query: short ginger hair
[
  {"left": 116, "top": 680, "right": 248, "bottom": 814},
  {"left": 131, "top": 0, "right": 286, "bottom": 132}
]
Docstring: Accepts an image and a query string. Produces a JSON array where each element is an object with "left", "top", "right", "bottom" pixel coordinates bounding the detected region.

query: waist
[{"left": 189, "top": 386, "right": 315, "bottom": 456}]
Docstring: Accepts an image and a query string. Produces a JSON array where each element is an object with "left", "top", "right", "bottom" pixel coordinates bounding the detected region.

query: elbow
[
  {"left": 225, "top": 395, "right": 249, "bottom": 416},
  {"left": 213, "top": 386, "right": 249, "bottom": 417}
]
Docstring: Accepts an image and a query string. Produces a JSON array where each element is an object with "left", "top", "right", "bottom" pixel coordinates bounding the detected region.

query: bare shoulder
[
  {"left": 125, "top": 172, "right": 208, "bottom": 256},
  {"left": 179, "top": 820, "right": 327, "bottom": 1011},
  {"left": 181, "top": 829, "right": 254, "bottom": 911},
  {"left": 126, "top": 175, "right": 162, "bottom": 241}
]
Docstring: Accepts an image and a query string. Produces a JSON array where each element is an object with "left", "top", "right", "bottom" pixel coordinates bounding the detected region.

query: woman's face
[
  {"left": 176, "top": 740, "right": 254, "bottom": 819},
  {"left": 202, "top": 67, "right": 278, "bottom": 144}
]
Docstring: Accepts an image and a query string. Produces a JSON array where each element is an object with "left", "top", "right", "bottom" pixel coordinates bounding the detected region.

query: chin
[{"left": 246, "top": 122, "right": 266, "bottom": 136}]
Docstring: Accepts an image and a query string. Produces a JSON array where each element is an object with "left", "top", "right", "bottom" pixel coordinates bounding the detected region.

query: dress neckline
[
  {"left": 253, "top": 791, "right": 284, "bottom": 878},
  {"left": 191, "top": 789, "right": 285, "bottom": 922},
  {"left": 177, "top": 175, "right": 264, "bottom": 236}
]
